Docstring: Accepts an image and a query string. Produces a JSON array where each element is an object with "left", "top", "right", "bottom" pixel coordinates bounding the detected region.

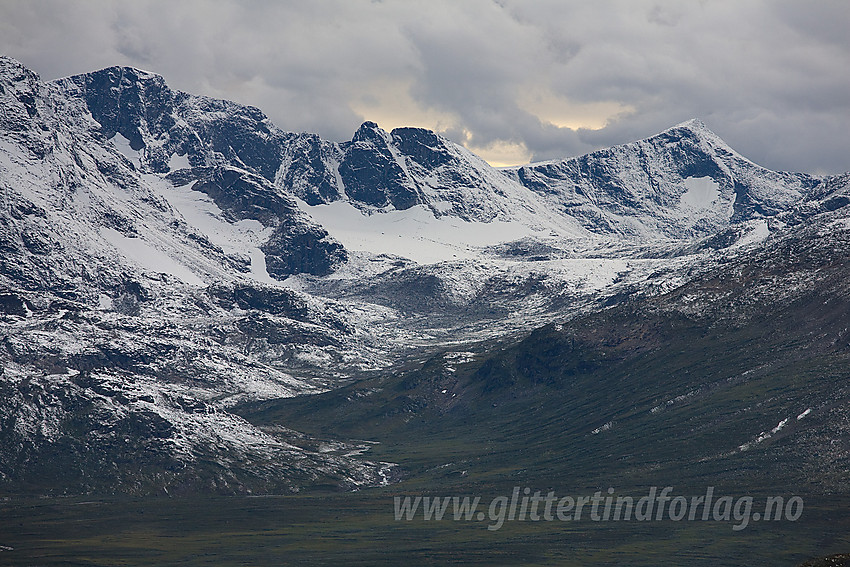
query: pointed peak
[
  {"left": 0, "top": 56, "right": 39, "bottom": 83},
  {"left": 355, "top": 120, "right": 385, "bottom": 135},
  {"left": 651, "top": 118, "right": 734, "bottom": 150},
  {"left": 664, "top": 118, "right": 718, "bottom": 138},
  {"left": 675, "top": 117, "right": 708, "bottom": 130},
  {"left": 352, "top": 120, "right": 391, "bottom": 144}
]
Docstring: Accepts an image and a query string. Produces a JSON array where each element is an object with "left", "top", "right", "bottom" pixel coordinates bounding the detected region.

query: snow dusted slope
[
  {"left": 506, "top": 119, "right": 822, "bottom": 239},
  {"left": 2, "top": 59, "right": 345, "bottom": 289},
  {"left": 0, "top": 56, "right": 395, "bottom": 495}
]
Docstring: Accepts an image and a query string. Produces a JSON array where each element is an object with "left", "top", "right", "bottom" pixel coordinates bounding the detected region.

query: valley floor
[{"left": 1, "top": 492, "right": 849, "bottom": 566}]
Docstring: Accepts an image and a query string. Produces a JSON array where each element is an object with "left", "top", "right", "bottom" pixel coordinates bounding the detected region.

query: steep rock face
[
  {"left": 57, "top": 66, "right": 287, "bottom": 180},
  {"left": 62, "top": 66, "right": 177, "bottom": 157},
  {"left": 392, "top": 126, "right": 455, "bottom": 169},
  {"left": 506, "top": 119, "right": 822, "bottom": 238},
  {"left": 0, "top": 57, "right": 45, "bottom": 133},
  {"left": 261, "top": 220, "right": 348, "bottom": 279},
  {"left": 170, "top": 165, "right": 347, "bottom": 277},
  {"left": 338, "top": 121, "right": 419, "bottom": 209},
  {"left": 277, "top": 133, "right": 345, "bottom": 205}
]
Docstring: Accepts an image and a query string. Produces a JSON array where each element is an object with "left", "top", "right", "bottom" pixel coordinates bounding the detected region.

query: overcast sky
[{"left": 1, "top": 0, "right": 847, "bottom": 173}]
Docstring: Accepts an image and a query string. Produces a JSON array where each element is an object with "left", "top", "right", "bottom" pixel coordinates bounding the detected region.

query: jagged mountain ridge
[
  {"left": 54, "top": 62, "right": 837, "bottom": 243},
  {"left": 57, "top": 65, "right": 577, "bottom": 231},
  {"left": 2, "top": 54, "right": 849, "bottom": 497},
  {"left": 1, "top": 57, "right": 346, "bottom": 286}
]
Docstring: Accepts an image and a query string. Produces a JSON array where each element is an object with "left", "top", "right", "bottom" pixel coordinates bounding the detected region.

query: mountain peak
[
  {"left": 658, "top": 118, "right": 733, "bottom": 147},
  {"left": 673, "top": 117, "right": 709, "bottom": 131},
  {"left": 0, "top": 57, "right": 44, "bottom": 130},
  {"left": 648, "top": 118, "right": 737, "bottom": 156},
  {"left": 351, "top": 120, "right": 392, "bottom": 145},
  {"left": 0, "top": 56, "right": 39, "bottom": 83},
  {"left": 660, "top": 118, "right": 721, "bottom": 140},
  {"left": 78, "top": 65, "right": 168, "bottom": 90},
  {"left": 97, "top": 64, "right": 162, "bottom": 81}
]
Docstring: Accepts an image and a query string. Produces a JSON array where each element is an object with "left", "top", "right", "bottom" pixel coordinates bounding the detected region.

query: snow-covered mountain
[
  {"left": 51, "top": 60, "right": 841, "bottom": 252},
  {"left": 2, "top": 55, "right": 849, "bottom": 496},
  {"left": 0, "top": 57, "right": 391, "bottom": 494},
  {"left": 506, "top": 118, "right": 821, "bottom": 238},
  {"left": 56, "top": 65, "right": 566, "bottom": 230}
]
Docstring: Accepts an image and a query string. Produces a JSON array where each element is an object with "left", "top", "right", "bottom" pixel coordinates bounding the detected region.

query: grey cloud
[{"left": 0, "top": 0, "right": 846, "bottom": 174}]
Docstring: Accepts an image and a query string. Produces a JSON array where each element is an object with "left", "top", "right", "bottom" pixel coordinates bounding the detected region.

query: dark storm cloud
[{"left": 0, "top": 0, "right": 846, "bottom": 173}]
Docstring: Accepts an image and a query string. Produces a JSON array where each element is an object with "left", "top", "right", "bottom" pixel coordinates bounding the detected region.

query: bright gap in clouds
[
  {"left": 349, "top": 79, "right": 459, "bottom": 136},
  {"left": 466, "top": 139, "right": 532, "bottom": 169},
  {"left": 348, "top": 79, "right": 525, "bottom": 166},
  {"left": 349, "top": 80, "right": 630, "bottom": 167},
  {"left": 518, "top": 87, "right": 635, "bottom": 131}
]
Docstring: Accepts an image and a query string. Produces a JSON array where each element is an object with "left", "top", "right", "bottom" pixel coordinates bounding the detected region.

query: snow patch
[
  {"left": 111, "top": 133, "right": 141, "bottom": 168},
  {"left": 734, "top": 219, "right": 771, "bottom": 248},
  {"left": 680, "top": 176, "right": 720, "bottom": 209},
  {"left": 298, "top": 199, "right": 543, "bottom": 264},
  {"left": 100, "top": 227, "right": 204, "bottom": 285},
  {"left": 146, "top": 176, "right": 276, "bottom": 284},
  {"left": 771, "top": 418, "right": 789, "bottom": 434},
  {"left": 98, "top": 294, "right": 113, "bottom": 310},
  {"left": 168, "top": 152, "right": 191, "bottom": 171},
  {"left": 738, "top": 417, "right": 790, "bottom": 452}
]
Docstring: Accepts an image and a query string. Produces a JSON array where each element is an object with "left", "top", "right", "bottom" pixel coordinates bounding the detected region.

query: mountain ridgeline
[
  {"left": 56, "top": 61, "right": 833, "bottom": 240},
  {"left": 2, "top": 52, "right": 850, "bottom": 513}
]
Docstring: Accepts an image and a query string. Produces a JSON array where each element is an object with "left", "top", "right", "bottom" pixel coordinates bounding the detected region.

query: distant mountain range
[{"left": 1, "top": 55, "right": 849, "bottom": 499}]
